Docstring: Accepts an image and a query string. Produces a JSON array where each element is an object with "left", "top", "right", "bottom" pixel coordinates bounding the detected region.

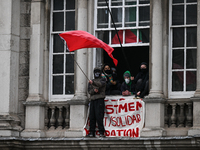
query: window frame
[
  {"left": 49, "top": 0, "right": 75, "bottom": 102},
  {"left": 168, "top": 0, "right": 197, "bottom": 99},
  {"left": 94, "top": 0, "right": 150, "bottom": 47}
]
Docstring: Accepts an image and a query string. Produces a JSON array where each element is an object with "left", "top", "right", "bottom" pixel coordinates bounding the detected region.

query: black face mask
[
  {"left": 105, "top": 70, "right": 112, "bottom": 75},
  {"left": 141, "top": 68, "right": 147, "bottom": 73}
]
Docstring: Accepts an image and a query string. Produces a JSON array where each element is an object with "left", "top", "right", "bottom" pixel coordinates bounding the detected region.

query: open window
[{"left": 95, "top": 0, "right": 150, "bottom": 81}]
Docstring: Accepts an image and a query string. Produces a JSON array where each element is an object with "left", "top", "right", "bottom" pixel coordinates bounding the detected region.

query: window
[
  {"left": 95, "top": 0, "right": 150, "bottom": 81},
  {"left": 50, "top": 0, "right": 75, "bottom": 101},
  {"left": 95, "top": 0, "right": 150, "bottom": 47},
  {"left": 169, "top": 0, "right": 197, "bottom": 98}
]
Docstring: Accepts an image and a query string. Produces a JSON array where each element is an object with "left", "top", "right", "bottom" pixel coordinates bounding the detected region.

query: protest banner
[{"left": 83, "top": 96, "right": 145, "bottom": 137}]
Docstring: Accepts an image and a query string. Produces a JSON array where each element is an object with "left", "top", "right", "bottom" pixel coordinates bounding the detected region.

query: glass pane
[
  {"left": 187, "top": 0, "right": 197, "bottom": 3},
  {"left": 97, "top": 31, "right": 109, "bottom": 44},
  {"left": 111, "top": 8, "right": 122, "bottom": 28},
  {"left": 186, "top": 71, "right": 196, "bottom": 91},
  {"left": 139, "top": 29, "right": 149, "bottom": 43},
  {"left": 173, "top": 0, "right": 184, "bottom": 3},
  {"left": 125, "top": 0, "right": 136, "bottom": 5},
  {"left": 66, "top": 0, "right": 75, "bottom": 10},
  {"left": 53, "top": 76, "right": 63, "bottom": 94},
  {"left": 173, "top": 28, "right": 184, "bottom": 47},
  {"left": 186, "top": 5, "right": 197, "bottom": 24},
  {"left": 66, "top": 54, "right": 74, "bottom": 73},
  {"left": 172, "top": 71, "right": 183, "bottom": 91},
  {"left": 125, "top": 7, "right": 136, "bottom": 27},
  {"left": 172, "top": 49, "right": 184, "bottom": 69},
  {"left": 139, "top": 6, "right": 150, "bottom": 26},
  {"left": 97, "top": 8, "right": 109, "bottom": 28},
  {"left": 125, "top": 29, "right": 137, "bottom": 44},
  {"left": 53, "top": 12, "right": 64, "bottom": 31},
  {"left": 53, "top": 55, "right": 64, "bottom": 74},
  {"left": 53, "top": 34, "right": 64, "bottom": 53},
  {"left": 53, "top": 0, "right": 64, "bottom": 10},
  {"left": 186, "top": 49, "right": 197, "bottom": 69},
  {"left": 97, "top": 0, "right": 107, "bottom": 6},
  {"left": 111, "top": 0, "right": 122, "bottom": 6},
  {"left": 172, "top": 5, "right": 184, "bottom": 25},
  {"left": 139, "top": 0, "right": 150, "bottom": 4},
  {"left": 66, "top": 12, "right": 75, "bottom": 30},
  {"left": 187, "top": 27, "right": 197, "bottom": 47},
  {"left": 65, "top": 75, "right": 74, "bottom": 94},
  {"left": 111, "top": 30, "right": 123, "bottom": 44}
]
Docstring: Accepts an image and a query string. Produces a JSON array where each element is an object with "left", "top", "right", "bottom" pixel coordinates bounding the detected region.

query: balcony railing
[
  {"left": 45, "top": 102, "right": 70, "bottom": 130},
  {"left": 164, "top": 99, "right": 193, "bottom": 136}
]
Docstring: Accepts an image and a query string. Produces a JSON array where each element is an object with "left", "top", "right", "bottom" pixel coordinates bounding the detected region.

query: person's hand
[
  {"left": 137, "top": 91, "right": 141, "bottom": 96},
  {"left": 94, "top": 89, "right": 98, "bottom": 93},
  {"left": 110, "top": 80, "right": 116, "bottom": 85},
  {"left": 89, "top": 80, "right": 93, "bottom": 84},
  {"left": 122, "top": 90, "right": 131, "bottom": 96},
  {"left": 131, "top": 76, "right": 134, "bottom": 80}
]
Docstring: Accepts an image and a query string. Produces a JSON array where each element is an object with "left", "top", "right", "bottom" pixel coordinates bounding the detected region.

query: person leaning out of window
[{"left": 121, "top": 71, "right": 135, "bottom": 96}]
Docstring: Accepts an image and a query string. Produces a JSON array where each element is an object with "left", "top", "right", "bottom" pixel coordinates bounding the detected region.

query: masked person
[
  {"left": 102, "top": 64, "right": 121, "bottom": 95},
  {"left": 87, "top": 67, "right": 106, "bottom": 137},
  {"left": 133, "top": 62, "right": 149, "bottom": 98},
  {"left": 121, "top": 71, "right": 135, "bottom": 96}
]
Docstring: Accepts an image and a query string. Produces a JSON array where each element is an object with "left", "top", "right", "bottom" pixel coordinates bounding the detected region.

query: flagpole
[{"left": 104, "top": 0, "right": 132, "bottom": 72}]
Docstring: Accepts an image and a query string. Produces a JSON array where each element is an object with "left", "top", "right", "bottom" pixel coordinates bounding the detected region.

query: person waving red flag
[{"left": 59, "top": 30, "right": 118, "bottom": 66}]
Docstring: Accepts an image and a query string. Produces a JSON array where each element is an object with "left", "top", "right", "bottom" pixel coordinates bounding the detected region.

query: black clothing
[
  {"left": 133, "top": 71, "right": 149, "bottom": 92},
  {"left": 133, "top": 62, "right": 149, "bottom": 98},
  {"left": 135, "top": 79, "right": 149, "bottom": 98},
  {"left": 87, "top": 67, "right": 106, "bottom": 137},
  {"left": 121, "top": 81, "right": 135, "bottom": 94},
  {"left": 89, "top": 98, "right": 105, "bottom": 134}
]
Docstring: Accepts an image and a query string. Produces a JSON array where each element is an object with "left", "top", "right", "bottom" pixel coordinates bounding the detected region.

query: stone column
[
  {"left": 87, "top": 0, "right": 94, "bottom": 80},
  {"left": 0, "top": 0, "right": 22, "bottom": 136},
  {"left": 140, "top": 0, "right": 166, "bottom": 137},
  {"left": 21, "top": 0, "right": 46, "bottom": 138},
  {"left": 65, "top": 0, "right": 89, "bottom": 137},
  {"left": 188, "top": 0, "right": 200, "bottom": 136}
]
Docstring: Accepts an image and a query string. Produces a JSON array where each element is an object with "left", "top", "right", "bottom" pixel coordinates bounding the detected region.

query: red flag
[{"left": 59, "top": 30, "right": 118, "bottom": 66}]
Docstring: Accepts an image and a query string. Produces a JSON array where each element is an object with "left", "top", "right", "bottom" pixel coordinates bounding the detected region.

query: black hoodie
[
  {"left": 133, "top": 62, "right": 149, "bottom": 92},
  {"left": 88, "top": 67, "right": 106, "bottom": 100}
]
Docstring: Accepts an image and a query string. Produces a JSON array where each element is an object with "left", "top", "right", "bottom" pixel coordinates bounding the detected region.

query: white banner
[{"left": 84, "top": 96, "right": 145, "bottom": 137}]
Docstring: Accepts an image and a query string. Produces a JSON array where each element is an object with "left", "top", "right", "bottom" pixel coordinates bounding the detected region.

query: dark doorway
[{"left": 103, "top": 46, "right": 149, "bottom": 83}]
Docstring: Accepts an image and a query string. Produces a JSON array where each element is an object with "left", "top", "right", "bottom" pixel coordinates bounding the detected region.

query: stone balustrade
[
  {"left": 164, "top": 100, "right": 193, "bottom": 128},
  {"left": 45, "top": 102, "right": 70, "bottom": 130}
]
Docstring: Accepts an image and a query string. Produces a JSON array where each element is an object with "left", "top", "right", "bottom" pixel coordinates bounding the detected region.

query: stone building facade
[{"left": 0, "top": 0, "right": 200, "bottom": 149}]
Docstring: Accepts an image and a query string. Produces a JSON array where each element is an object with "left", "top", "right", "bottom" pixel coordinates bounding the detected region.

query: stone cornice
[
  {"left": 23, "top": 101, "right": 47, "bottom": 106},
  {"left": 143, "top": 97, "right": 166, "bottom": 103}
]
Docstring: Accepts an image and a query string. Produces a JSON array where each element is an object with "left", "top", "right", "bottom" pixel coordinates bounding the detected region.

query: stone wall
[{"left": 19, "top": 0, "right": 31, "bottom": 128}]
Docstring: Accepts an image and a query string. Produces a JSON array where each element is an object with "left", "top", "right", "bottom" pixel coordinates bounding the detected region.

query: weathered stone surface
[
  {"left": 19, "top": 51, "right": 29, "bottom": 64},
  {"left": 19, "top": 76, "right": 29, "bottom": 89},
  {"left": 20, "top": 27, "right": 31, "bottom": 40},
  {"left": 20, "top": 14, "right": 30, "bottom": 27},
  {"left": 19, "top": 63, "right": 29, "bottom": 76},
  {"left": 20, "top": 2, "right": 31, "bottom": 14},
  {"left": 20, "top": 40, "right": 30, "bottom": 51},
  {"left": 18, "top": 89, "right": 28, "bottom": 101},
  {"left": 0, "top": 136, "right": 200, "bottom": 150}
]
